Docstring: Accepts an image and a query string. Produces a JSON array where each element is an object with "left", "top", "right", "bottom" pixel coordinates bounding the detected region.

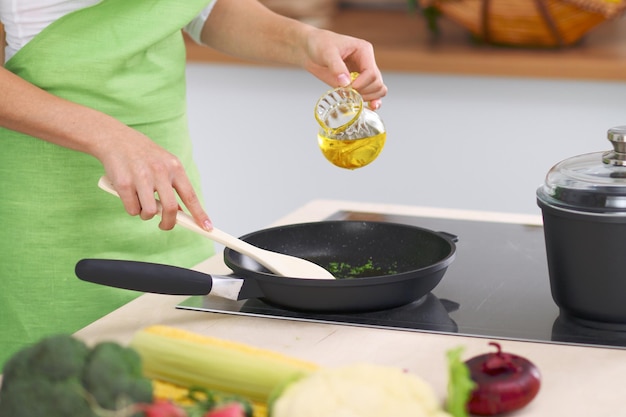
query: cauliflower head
[{"left": 271, "top": 363, "right": 451, "bottom": 417}]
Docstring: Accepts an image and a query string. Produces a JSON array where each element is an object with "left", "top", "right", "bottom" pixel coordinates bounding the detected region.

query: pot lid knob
[{"left": 603, "top": 126, "right": 626, "bottom": 166}]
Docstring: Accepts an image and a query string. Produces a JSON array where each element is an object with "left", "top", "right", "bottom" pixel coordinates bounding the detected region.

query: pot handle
[{"left": 437, "top": 231, "right": 459, "bottom": 243}]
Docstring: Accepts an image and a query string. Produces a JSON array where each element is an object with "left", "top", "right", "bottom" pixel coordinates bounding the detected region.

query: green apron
[{"left": 0, "top": 0, "right": 214, "bottom": 367}]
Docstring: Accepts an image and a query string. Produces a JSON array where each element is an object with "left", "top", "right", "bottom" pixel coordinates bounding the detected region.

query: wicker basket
[{"left": 428, "top": 0, "right": 626, "bottom": 47}]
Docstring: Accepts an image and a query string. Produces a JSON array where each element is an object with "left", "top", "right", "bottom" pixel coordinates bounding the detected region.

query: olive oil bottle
[
  {"left": 314, "top": 85, "right": 386, "bottom": 170},
  {"left": 317, "top": 130, "right": 386, "bottom": 169}
]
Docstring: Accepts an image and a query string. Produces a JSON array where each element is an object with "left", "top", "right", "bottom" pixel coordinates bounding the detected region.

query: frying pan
[
  {"left": 75, "top": 221, "right": 457, "bottom": 313},
  {"left": 221, "top": 221, "right": 457, "bottom": 312}
]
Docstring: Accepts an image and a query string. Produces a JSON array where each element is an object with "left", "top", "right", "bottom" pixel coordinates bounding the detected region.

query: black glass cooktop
[{"left": 178, "top": 211, "right": 626, "bottom": 350}]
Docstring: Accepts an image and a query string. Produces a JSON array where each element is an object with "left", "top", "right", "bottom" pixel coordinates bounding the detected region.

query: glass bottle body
[{"left": 314, "top": 87, "right": 386, "bottom": 170}]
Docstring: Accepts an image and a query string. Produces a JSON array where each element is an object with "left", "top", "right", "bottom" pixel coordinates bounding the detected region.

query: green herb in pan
[{"left": 326, "top": 259, "right": 398, "bottom": 279}]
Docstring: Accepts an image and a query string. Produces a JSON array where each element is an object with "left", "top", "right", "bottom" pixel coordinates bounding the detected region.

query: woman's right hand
[{"left": 95, "top": 126, "right": 213, "bottom": 232}]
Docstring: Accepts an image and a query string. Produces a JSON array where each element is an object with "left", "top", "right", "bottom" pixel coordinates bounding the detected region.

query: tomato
[
  {"left": 138, "top": 399, "right": 188, "bottom": 417},
  {"left": 203, "top": 402, "right": 247, "bottom": 417}
]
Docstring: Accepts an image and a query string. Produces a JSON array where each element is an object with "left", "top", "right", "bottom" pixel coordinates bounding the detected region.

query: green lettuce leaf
[{"left": 446, "top": 346, "right": 476, "bottom": 417}]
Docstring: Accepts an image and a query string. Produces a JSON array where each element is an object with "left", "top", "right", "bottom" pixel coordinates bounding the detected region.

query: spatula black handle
[{"left": 75, "top": 258, "right": 213, "bottom": 295}]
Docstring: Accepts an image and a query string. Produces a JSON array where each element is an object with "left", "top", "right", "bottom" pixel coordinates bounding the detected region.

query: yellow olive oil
[{"left": 317, "top": 131, "right": 386, "bottom": 170}]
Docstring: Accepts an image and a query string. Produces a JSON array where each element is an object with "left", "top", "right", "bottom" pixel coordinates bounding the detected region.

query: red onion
[{"left": 465, "top": 342, "right": 541, "bottom": 415}]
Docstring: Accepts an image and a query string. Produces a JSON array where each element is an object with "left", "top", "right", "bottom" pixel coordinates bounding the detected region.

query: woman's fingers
[
  {"left": 173, "top": 177, "right": 213, "bottom": 231},
  {"left": 104, "top": 154, "right": 212, "bottom": 232},
  {"left": 110, "top": 176, "right": 142, "bottom": 217},
  {"left": 154, "top": 182, "right": 178, "bottom": 230},
  {"left": 113, "top": 175, "right": 212, "bottom": 232}
]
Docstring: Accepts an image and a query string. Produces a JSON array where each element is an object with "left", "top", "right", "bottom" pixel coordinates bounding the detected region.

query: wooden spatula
[{"left": 98, "top": 176, "right": 335, "bottom": 280}]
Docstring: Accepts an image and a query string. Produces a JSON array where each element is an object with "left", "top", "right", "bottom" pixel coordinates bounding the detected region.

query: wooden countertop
[
  {"left": 185, "top": 7, "right": 626, "bottom": 82},
  {"left": 75, "top": 199, "right": 625, "bottom": 417}
]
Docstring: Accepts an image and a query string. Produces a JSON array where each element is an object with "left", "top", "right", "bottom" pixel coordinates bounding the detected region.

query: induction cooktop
[{"left": 178, "top": 211, "right": 626, "bottom": 350}]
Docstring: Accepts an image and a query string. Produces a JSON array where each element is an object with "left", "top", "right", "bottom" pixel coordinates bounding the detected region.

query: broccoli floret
[
  {"left": 2, "top": 333, "right": 89, "bottom": 381},
  {"left": 0, "top": 334, "right": 94, "bottom": 417},
  {"left": 0, "top": 335, "right": 153, "bottom": 417},
  {"left": 0, "top": 377, "right": 94, "bottom": 417},
  {"left": 81, "top": 341, "right": 153, "bottom": 410}
]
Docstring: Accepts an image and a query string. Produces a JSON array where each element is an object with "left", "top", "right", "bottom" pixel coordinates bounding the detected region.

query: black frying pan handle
[{"left": 75, "top": 259, "right": 213, "bottom": 295}]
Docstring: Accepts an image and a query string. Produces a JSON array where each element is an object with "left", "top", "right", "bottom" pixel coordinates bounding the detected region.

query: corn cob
[{"left": 131, "top": 325, "right": 319, "bottom": 405}]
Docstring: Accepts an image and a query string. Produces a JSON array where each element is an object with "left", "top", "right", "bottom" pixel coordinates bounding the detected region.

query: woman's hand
[
  {"left": 95, "top": 127, "right": 212, "bottom": 232},
  {"left": 300, "top": 28, "right": 387, "bottom": 109}
]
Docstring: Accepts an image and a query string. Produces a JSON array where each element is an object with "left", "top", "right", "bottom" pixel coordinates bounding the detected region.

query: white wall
[{"left": 186, "top": 63, "right": 626, "bottom": 239}]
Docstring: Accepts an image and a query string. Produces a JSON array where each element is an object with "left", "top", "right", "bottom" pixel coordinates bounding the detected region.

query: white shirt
[{"left": 0, "top": 0, "right": 215, "bottom": 62}]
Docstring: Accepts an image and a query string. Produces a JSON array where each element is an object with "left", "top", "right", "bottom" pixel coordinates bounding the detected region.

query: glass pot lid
[{"left": 537, "top": 126, "right": 626, "bottom": 213}]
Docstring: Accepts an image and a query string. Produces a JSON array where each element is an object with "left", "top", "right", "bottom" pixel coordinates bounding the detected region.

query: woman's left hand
[{"left": 201, "top": 0, "right": 387, "bottom": 109}]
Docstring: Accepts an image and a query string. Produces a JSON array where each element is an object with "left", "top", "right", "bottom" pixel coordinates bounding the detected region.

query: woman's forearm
[
  {"left": 0, "top": 66, "right": 127, "bottom": 159},
  {"left": 199, "top": 0, "right": 314, "bottom": 67},
  {"left": 0, "top": 23, "right": 113, "bottom": 154},
  {"left": 199, "top": 0, "right": 387, "bottom": 105}
]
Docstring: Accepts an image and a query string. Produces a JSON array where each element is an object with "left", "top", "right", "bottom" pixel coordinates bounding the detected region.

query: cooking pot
[
  {"left": 76, "top": 221, "right": 457, "bottom": 313},
  {"left": 537, "top": 126, "right": 626, "bottom": 329}
]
